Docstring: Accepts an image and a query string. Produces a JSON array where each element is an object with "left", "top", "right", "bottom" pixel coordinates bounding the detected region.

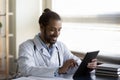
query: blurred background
[{"left": 0, "top": 0, "right": 120, "bottom": 79}]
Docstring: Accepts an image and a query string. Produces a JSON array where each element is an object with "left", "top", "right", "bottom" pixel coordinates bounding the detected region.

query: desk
[
  {"left": 12, "top": 76, "right": 73, "bottom": 80},
  {"left": 74, "top": 74, "right": 120, "bottom": 80},
  {"left": 13, "top": 74, "right": 120, "bottom": 80},
  {"left": 95, "top": 75, "right": 120, "bottom": 80}
]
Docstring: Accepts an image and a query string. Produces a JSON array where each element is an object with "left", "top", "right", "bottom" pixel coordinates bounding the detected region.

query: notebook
[
  {"left": 96, "top": 70, "right": 120, "bottom": 75},
  {"left": 73, "top": 50, "right": 99, "bottom": 79},
  {"left": 97, "top": 63, "right": 120, "bottom": 72},
  {"left": 96, "top": 72, "right": 120, "bottom": 77}
]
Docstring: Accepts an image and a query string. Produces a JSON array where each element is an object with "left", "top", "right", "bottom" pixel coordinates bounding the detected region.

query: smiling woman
[{"left": 39, "top": 8, "right": 62, "bottom": 45}]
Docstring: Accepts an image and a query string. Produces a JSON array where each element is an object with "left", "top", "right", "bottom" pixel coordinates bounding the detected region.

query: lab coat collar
[
  {"left": 33, "top": 35, "right": 44, "bottom": 51},
  {"left": 33, "top": 34, "right": 59, "bottom": 57}
]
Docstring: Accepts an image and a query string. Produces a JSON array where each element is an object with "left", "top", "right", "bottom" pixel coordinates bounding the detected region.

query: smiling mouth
[{"left": 52, "top": 37, "right": 57, "bottom": 41}]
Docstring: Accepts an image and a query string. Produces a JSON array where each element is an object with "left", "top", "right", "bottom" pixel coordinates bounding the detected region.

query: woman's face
[{"left": 41, "top": 19, "right": 62, "bottom": 44}]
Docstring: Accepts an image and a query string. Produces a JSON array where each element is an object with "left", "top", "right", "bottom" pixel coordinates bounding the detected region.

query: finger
[
  {"left": 87, "top": 63, "right": 97, "bottom": 69},
  {"left": 72, "top": 60, "right": 78, "bottom": 66},
  {"left": 69, "top": 59, "right": 76, "bottom": 63},
  {"left": 70, "top": 62, "right": 75, "bottom": 67},
  {"left": 66, "top": 59, "right": 74, "bottom": 63},
  {"left": 66, "top": 59, "right": 78, "bottom": 67},
  {"left": 69, "top": 62, "right": 78, "bottom": 68},
  {"left": 91, "top": 62, "right": 97, "bottom": 67},
  {"left": 92, "top": 59, "right": 97, "bottom": 62},
  {"left": 68, "top": 59, "right": 76, "bottom": 64}
]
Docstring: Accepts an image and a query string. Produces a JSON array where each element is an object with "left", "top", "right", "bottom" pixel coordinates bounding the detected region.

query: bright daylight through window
[{"left": 52, "top": 0, "right": 120, "bottom": 57}]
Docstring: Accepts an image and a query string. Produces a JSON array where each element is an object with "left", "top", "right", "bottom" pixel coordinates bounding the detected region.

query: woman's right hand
[{"left": 58, "top": 59, "right": 78, "bottom": 74}]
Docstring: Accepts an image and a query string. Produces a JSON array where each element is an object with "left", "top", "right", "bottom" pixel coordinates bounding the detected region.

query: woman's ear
[{"left": 40, "top": 24, "right": 45, "bottom": 33}]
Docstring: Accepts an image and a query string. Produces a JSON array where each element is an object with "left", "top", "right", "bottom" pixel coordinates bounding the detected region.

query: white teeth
[{"left": 53, "top": 37, "right": 57, "bottom": 40}]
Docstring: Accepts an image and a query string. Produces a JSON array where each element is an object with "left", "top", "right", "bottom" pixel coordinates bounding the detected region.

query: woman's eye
[
  {"left": 49, "top": 28, "right": 56, "bottom": 31},
  {"left": 58, "top": 29, "right": 61, "bottom": 31}
]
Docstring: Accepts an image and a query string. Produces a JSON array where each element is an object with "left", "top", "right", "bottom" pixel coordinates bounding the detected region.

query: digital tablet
[{"left": 73, "top": 50, "right": 99, "bottom": 79}]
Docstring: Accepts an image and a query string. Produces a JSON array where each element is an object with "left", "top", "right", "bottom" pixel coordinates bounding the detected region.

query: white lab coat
[{"left": 18, "top": 34, "right": 81, "bottom": 77}]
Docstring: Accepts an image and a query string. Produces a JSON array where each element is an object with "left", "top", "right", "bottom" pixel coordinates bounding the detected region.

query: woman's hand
[
  {"left": 58, "top": 59, "right": 78, "bottom": 74},
  {"left": 87, "top": 59, "right": 97, "bottom": 69}
]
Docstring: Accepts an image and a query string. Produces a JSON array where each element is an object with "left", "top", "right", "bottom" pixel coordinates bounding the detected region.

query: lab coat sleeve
[
  {"left": 18, "top": 42, "right": 58, "bottom": 77},
  {"left": 61, "top": 42, "right": 81, "bottom": 65},
  {"left": 60, "top": 42, "right": 81, "bottom": 74}
]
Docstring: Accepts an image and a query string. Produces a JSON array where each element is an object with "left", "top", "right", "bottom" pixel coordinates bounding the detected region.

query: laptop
[{"left": 73, "top": 50, "right": 99, "bottom": 79}]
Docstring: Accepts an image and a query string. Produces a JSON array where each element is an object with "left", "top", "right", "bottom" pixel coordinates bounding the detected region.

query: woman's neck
[{"left": 39, "top": 35, "right": 51, "bottom": 48}]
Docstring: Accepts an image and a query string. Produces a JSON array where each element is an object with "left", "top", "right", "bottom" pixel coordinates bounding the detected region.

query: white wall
[{"left": 16, "top": 0, "right": 41, "bottom": 58}]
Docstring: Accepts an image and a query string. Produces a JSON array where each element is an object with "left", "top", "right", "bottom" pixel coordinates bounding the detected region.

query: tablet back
[{"left": 73, "top": 51, "right": 99, "bottom": 79}]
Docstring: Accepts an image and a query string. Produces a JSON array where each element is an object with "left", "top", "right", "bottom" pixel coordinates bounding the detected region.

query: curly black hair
[{"left": 39, "top": 8, "right": 61, "bottom": 27}]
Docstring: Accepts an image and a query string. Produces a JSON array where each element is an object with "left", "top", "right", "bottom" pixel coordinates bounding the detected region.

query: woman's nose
[{"left": 54, "top": 30, "right": 60, "bottom": 37}]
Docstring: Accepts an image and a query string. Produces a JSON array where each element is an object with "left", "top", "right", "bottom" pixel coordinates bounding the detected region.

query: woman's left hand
[{"left": 87, "top": 59, "right": 97, "bottom": 69}]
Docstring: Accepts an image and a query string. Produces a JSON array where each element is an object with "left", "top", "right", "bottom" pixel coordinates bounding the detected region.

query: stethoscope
[
  {"left": 33, "top": 42, "right": 61, "bottom": 67},
  {"left": 56, "top": 46, "right": 61, "bottom": 66}
]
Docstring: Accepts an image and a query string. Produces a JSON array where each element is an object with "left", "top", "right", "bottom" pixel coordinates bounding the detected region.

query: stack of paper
[
  {"left": 96, "top": 63, "right": 120, "bottom": 77},
  {"left": 13, "top": 76, "right": 73, "bottom": 80}
]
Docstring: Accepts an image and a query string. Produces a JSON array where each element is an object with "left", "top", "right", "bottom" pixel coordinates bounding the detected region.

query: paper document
[{"left": 12, "top": 76, "right": 73, "bottom": 80}]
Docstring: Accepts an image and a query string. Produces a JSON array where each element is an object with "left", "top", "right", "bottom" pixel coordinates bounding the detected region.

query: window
[
  {"left": 51, "top": 0, "right": 120, "bottom": 57},
  {"left": 52, "top": 0, "right": 120, "bottom": 16}
]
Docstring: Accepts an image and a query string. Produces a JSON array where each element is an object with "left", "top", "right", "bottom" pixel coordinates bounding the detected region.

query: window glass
[
  {"left": 52, "top": 0, "right": 120, "bottom": 17},
  {"left": 52, "top": 0, "right": 120, "bottom": 56},
  {"left": 58, "top": 23, "right": 120, "bottom": 56}
]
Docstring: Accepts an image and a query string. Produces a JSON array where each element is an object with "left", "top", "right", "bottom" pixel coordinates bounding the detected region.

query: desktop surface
[
  {"left": 96, "top": 75, "right": 120, "bottom": 80},
  {"left": 74, "top": 74, "right": 120, "bottom": 80},
  {"left": 13, "top": 73, "right": 120, "bottom": 80},
  {"left": 13, "top": 75, "right": 120, "bottom": 80}
]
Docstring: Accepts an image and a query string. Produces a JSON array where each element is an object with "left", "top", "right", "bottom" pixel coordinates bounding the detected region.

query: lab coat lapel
[
  {"left": 41, "top": 48, "right": 51, "bottom": 58},
  {"left": 33, "top": 35, "right": 51, "bottom": 58},
  {"left": 49, "top": 47, "right": 59, "bottom": 67}
]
